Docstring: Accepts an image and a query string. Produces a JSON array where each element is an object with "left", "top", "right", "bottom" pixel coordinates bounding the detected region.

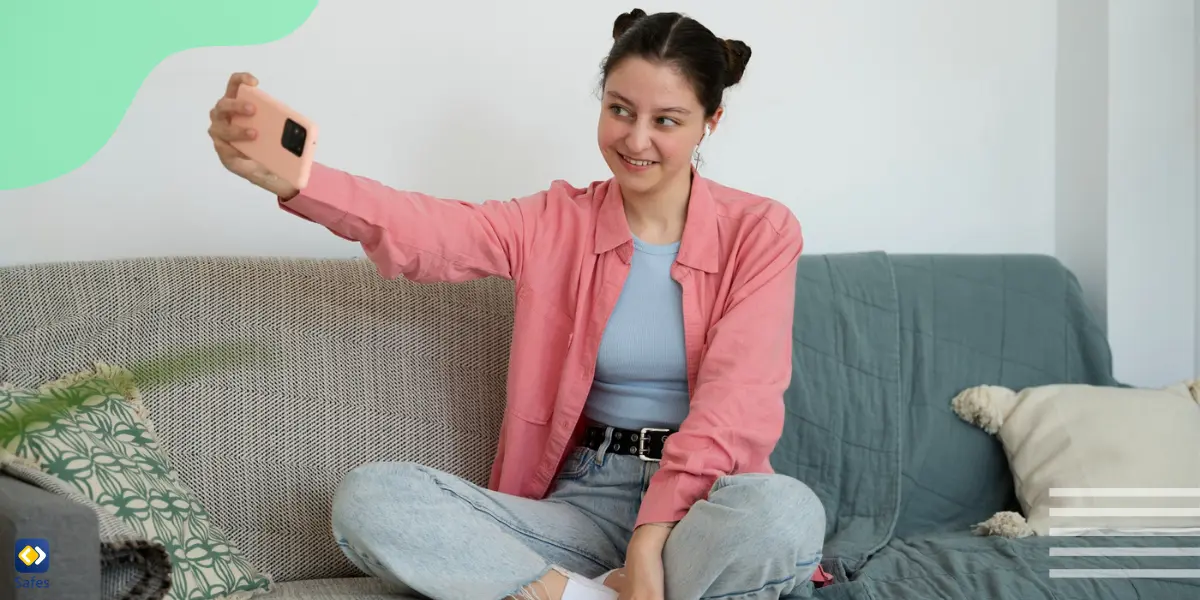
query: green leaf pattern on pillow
[{"left": 0, "top": 366, "right": 272, "bottom": 600}]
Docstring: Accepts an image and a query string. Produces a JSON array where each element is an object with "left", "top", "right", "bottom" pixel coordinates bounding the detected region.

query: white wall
[
  {"left": 0, "top": 0, "right": 1194, "bottom": 384},
  {"left": 0, "top": 0, "right": 1058, "bottom": 262},
  {"left": 1106, "top": 0, "right": 1197, "bottom": 386},
  {"left": 1055, "top": 0, "right": 1109, "bottom": 328},
  {"left": 1196, "top": 0, "right": 1200, "bottom": 381}
]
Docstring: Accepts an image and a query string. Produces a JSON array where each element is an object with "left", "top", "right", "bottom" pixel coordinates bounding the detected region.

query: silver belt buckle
[{"left": 637, "top": 428, "right": 670, "bottom": 462}]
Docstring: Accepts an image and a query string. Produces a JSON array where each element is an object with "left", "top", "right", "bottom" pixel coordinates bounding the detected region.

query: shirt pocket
[{"left": 508, "top": 281, "right": 576, "bottom": 425}]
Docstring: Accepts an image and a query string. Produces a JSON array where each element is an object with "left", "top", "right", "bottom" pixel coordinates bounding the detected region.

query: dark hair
[{"left": 601, "top": 9, "right": 752, "bottom": 118}]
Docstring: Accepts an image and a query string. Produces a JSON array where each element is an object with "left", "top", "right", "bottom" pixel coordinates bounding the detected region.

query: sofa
[{"left": 1, "top": 253, "right": 1194, "bottom": 600}]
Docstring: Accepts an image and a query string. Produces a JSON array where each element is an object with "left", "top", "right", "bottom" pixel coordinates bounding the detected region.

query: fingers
[
  {"left": 210, "top": 97, "right": 255, "bottom": 123},
  {"left": 224, "top": 72, "right": 258, "bottom": 99},
  {"left": 207, "top": 118, "right": 257, "bottom": 145},
  {"left": 208, "top": 97, "right": 257, "bottom": 144},
  {"left": 211, "top": 72, "right": 259, "bottom": 141}
]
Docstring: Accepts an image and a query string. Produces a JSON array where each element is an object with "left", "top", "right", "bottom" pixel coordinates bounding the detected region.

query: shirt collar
[{"left": 592, "top": 167, "right": 720, "bottom": 273}]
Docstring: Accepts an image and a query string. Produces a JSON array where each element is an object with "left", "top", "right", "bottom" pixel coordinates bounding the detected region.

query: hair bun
[
  {"left": 612, "top": 8, "right": 648, "bottom": 40},
  {"left": 722, "top": 39, "right": 752, "bottom": 86}
]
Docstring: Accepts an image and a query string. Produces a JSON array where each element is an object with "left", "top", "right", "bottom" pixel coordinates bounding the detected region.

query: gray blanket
[
  {"left": 778, "top": 252, "right": 1197, "bottom": 599},
  {"left": 1, "top": 456, "right": 171, "bottom": 600}
]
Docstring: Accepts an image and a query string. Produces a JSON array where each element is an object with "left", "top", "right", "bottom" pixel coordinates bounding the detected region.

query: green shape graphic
[{"left": 0, "top": 0, "right": 318, "bottom": 190}]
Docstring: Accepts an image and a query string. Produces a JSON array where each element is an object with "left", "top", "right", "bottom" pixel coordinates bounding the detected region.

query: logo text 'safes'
[{"left": 14, "top": 538, "right": 51, "bottom": 590}]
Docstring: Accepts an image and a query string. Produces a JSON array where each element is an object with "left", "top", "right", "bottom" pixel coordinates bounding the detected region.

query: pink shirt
[{"left": 280, "top": 162, "right": 804, "bottom": 529}]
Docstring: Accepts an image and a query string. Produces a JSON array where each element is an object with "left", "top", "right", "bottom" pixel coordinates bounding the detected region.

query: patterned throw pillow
[{"left": 0, "top": 364, "right": 273, "bottom": 600}]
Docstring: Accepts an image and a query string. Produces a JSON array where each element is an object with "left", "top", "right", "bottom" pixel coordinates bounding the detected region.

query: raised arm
[
  {"left": 280, "top": 163, "right": 546, "bottom": 283},
  {"left": 207, "top": 72, "right": 543, "bottom": 283}
]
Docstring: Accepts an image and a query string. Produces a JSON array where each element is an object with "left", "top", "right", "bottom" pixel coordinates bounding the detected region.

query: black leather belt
[{"left": 583, "top": 425, "right": 675, "bottom": 462}]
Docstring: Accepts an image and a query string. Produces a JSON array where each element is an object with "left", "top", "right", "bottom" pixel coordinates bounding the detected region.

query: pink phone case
[{"left": 229, "top": 84, "right": 319, "bottom": 190}]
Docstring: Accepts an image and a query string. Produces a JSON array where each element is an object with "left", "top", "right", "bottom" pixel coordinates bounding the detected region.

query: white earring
[{"left": 694, "top": 125, "right": 710, "bottom": 169}]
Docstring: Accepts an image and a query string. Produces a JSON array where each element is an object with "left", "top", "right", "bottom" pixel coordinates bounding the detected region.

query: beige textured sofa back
[{"left": 0, "top": 256, "right": 516, "bottom": 582}]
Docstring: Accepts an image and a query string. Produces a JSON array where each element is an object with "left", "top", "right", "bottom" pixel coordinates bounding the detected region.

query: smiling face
[{"left": 597, "top": 57, "right": 721, "bottom": 198}]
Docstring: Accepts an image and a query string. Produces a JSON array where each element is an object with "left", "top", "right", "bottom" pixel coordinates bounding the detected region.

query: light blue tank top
[{"left": 582, "top": 234, "right": 690, "bottom": 430}]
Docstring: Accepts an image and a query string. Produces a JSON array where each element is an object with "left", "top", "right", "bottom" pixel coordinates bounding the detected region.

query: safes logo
[{"left": 14, "top": 538, "right": 49, "bottom": 574}]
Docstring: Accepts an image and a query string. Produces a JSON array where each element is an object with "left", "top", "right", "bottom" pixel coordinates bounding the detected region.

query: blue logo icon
[{"left": 15, "top": 538, "right": 49, "bottom": 573}]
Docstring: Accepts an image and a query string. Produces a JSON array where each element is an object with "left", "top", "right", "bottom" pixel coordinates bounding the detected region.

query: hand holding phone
[{"left": 207, "top": 73, "right": 319, "bottom": 198}]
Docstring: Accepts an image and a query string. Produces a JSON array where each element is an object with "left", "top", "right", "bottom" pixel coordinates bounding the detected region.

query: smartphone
[{"left": 229, "top": 84, "right": 319, "bottom": 190}]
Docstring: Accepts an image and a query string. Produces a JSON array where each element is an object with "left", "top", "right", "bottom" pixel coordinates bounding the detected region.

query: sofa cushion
[
  {"left": 0, "top": 256, "right": 517, "bottom": 583},
  {"left": 0, "top": 363, "right": 273, "bottom": 600},
  {"left": 952, "top": 380, "right": 1200, "bottom": 535}
]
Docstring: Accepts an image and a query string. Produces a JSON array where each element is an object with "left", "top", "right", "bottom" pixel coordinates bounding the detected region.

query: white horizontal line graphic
[
  {"left": 1050, "top": 507, "right": 1200, "bottom": 517},
  {"left": 1050, "top": 547, "right": 1200, "bottom": 557},
  {"left": 1049, "top": 569, "right": 1200, "bottom": 579},
  {"left": 1049, "top": 527, "right": 1200, "bottom": 536},
  {"left": 1050, "top": 488, "right": 1200, "bottom": 497}
]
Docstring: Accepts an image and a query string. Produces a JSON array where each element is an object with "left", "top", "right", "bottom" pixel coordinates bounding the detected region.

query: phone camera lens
[{"left": 280, "top": 118, "right": 307, "bottom": 157}]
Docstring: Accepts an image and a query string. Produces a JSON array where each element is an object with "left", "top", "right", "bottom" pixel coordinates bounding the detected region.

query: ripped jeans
[{"left": 331, "top": 429, "right": 826, "bottom": 600}]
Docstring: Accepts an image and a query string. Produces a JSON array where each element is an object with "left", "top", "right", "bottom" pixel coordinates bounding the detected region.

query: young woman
[{"left": 208, "top": 9, "right": 826, "bottom": 600}]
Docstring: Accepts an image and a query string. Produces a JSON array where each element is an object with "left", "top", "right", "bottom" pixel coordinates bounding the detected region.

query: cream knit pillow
[{"left": 951, "top": 379, "right": 1200, "bottom": 537}]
